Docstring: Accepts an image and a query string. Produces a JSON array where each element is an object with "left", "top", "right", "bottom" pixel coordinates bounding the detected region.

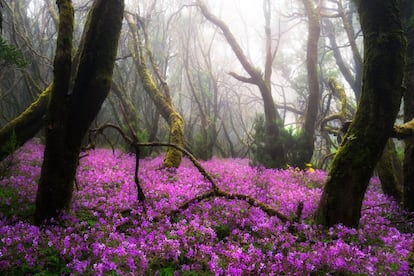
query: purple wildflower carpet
[{"left": 0, "top": 141, "right": 412, "bottom": 275}]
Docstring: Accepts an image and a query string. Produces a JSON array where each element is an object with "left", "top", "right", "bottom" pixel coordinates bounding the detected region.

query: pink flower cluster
[{"left": 0, "top": 141, "right": 412, "bottom": 275}]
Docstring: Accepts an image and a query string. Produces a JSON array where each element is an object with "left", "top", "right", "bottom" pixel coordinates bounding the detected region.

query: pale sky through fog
[
  {"left": 202, "top": 0, "right": 306, "bottom": 125},
  {"left": 208, "top": 0, "right": 269, "bottom": 64}
]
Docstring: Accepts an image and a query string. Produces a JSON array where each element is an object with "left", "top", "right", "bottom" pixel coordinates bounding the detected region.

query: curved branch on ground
[{"left": 87, "top": 124, "right": 299, "bottom": 226}]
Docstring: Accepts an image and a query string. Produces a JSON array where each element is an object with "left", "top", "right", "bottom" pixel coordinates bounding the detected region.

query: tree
[
  {"left": 294, "top": 0, "right": 321, "bottom": 165},
  {"left": 323, "top": 0, "right": 403, "bottom": 203},
  {"left": 180, "top": 16, "right": 221, "bottom": 160},
  {"left": 401, "top": 0, "right": 414, "bottom": 211},
  {"left": 0, "top": 0, "right": 61, "bottom": 161},
  {"left": 196, "top": 0, "right": 288, "bottom": 168},
  {"left": 34, "top": 0, "right": 124, "bottom": 225},
  {"left": 125, "top": 13, "right": 184, "bottom": 168},
  {"left": 315, "top": 0, "right": 406, "bottom": 228},
  {"left": 0, "top": 84, "right": 51, "bottom": 161}
]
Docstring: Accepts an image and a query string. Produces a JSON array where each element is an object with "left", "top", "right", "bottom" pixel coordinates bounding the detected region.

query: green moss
[
  {"left": 0, "top": 84, "right": 51, "bottom": 160},
  {"left": 134, "top": 30, "right": 184, "bottom": 168}
]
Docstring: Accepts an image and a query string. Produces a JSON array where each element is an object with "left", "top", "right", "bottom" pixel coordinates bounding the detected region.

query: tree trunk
[
  {"left": 401, "top": 0, "right": 414, "bottom": 211},
  {"left": 295, "top": 0, "right": 321, "bottom": 167},
  {"left": 377, "top": 139, "right": 403, "bottom": 202},
  {"left": 197, "top": 0, "right": 287, "bottom": 168},
  {"left": 326, "top": 1, "right": 403, "bottom": 205},
  {"left": 126, "top": 14, "right": 184, "bottom": 168},
  {"left": 315, "top": 0, "right": 406, "bottom": 228},
  {"left": 0, "top": 84, "right": 51, "bottom": 161},
  {"left": 34, "top": 0, "right": 124, "bottom": 225}
]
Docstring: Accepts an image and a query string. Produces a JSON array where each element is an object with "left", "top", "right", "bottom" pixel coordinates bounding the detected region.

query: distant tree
[
  {"left": 292, "top": 0, "right": 321, "bottom": 165},
  {"left": 181, "top": 22, "right": 221, "bottom": 160},
  {"left": 315, "top": 0, "right": 406, "bottom": 228},
  {"left": 34, "top": 0, "right": 124, "bottom": 225},
  {"left": 125, "top": 13, "right": 184, "bottom": 168},
  {"left": 196, "top": 0, "right": 290, "bottom": 168}
]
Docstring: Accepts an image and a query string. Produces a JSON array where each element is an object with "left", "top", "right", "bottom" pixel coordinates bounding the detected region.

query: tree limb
[
  {"left": 88, "top": 123, "right": 296, "bottom": 225},
  {"left": 227, "top": 72, "right": 256, "bottom": 84}
]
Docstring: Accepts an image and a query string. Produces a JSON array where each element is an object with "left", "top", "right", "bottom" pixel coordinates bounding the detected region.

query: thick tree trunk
[
  {"left": 327, "top": 1, "right": 403, "bottom": 205},
  {"left": 377, "top": 139, "right": 403, "bottom": 202},
  {"left": 401, "top": 0, "right": 414, "bottom": 211},
  {"left": 34, "top": 0, "right": 124, "bottom": 225},
  {"left": 315, "top": 0, "right": 406, "bottom": 228},
  {"left": 0, "top": 84, "right": 51, "bottom": 161},
  {"left": 35, "top": 0, "right": 74, "bottom": 225}
]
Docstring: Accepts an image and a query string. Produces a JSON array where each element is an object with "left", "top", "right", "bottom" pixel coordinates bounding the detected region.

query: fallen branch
[
  {"left": 87, "top": 124, "right": 298, "bottom": 227},
  {"left": 167, "top": 189, "right": 291, "bottom": 223}
]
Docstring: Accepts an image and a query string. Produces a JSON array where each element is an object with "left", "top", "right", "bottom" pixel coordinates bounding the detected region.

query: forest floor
[{"left": 0, "top": 140, "right": 413, "bottom": 275}]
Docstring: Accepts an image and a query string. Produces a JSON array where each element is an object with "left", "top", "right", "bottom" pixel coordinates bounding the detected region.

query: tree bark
[
  {"left": 377, "top": 139, "right": 403, "bottom": 202},
  {"left": 315, "top": 0, "right": 406, "bottom": 228},
  {"left": 0, "top": 84, "right": 50, "bottom": 161},
  {"left": 34, "top": 0, "right": 124, "bottom": 225},
  {"left": 295, "top": 0, "right": 321, "bottom": 166},
  {"left": 125, "top": 14, "right": 184, "bottom": 168},
  {"left": 401, "top": 0, "right": 414, "bottom": 211},
  {"left": 326, "top": 1, "right": 403, "bottom": 205}
]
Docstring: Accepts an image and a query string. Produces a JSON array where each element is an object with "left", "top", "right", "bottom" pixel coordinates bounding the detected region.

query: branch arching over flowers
[{"left": 86, "top": 124, "right": 300, "bottom": 224}]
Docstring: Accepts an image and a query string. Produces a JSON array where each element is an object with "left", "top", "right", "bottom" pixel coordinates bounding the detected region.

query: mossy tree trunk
[
  {"left": 401, "top": 0, "right": 414, "bottom": 211},
  {"left": 315, "top": 0, "right": 406, "bottom": 228},
  {"left": 377, "top": 139, "right": 403, "bottom": 202},
  {"left": 0, "top": 84, "right": 51, "bottom": 161},
  {"left": 325, "top": 0, "right": 403, "bottom": 203},
  {"left": 126, "top": 14, "right": 184, "bottom": 168},
  {"left": 34, "top": 0, "right": 124, "bottom": 225}
]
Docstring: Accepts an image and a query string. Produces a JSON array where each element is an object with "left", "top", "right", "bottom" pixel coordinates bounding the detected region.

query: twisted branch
[{"left": 87, "top": 124, "right": 300, "bottom": 224}]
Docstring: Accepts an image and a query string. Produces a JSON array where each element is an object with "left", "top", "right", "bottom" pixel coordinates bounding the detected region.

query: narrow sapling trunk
[{"left": 295, "top": 0, "right": 321, "bottom": 167}]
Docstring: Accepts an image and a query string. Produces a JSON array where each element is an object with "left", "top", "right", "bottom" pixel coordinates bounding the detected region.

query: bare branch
[
  {"left": 227, "top": 72, "right": 256, "bottom": 84},
  {"left": 89, "top": 123, "right": 296, "bottom": 225}
]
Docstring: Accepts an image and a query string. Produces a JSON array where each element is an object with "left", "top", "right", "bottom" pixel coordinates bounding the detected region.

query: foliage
[
  {"left": 0, "top": 130, "right": 18, "bottom": 179},
  {"left": 250, "top": 114, "right": 280, "bottom": 168},
  {"left": 0, "top": 36, "right": 28, "bottom": 67},
  {"left": 403, "top": 15, "right": 414, "bottom": 30},
  {"left": 251, "top": 114, "right": 307, "bottom": 168},
  {"left": 192, "top": 133, "right": 212, "bottom": 161},
  {"left": 136, "top": 129, "right": 151, "bottom": 157},
  {"left": 0, "top": 141, "right": 412, "bottom": 274}
]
